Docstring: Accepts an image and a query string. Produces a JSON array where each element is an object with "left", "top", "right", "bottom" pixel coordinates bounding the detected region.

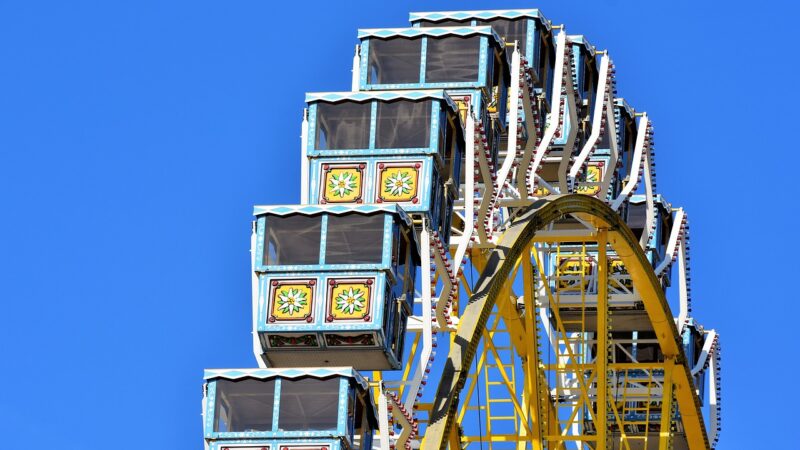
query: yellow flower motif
[
  {"left": 335, "top": 287, "right": 365, "bottom": 315},
  {"left": 328, "top": 171, "right": 357, "bottom": 198},
  {"left": 384, "top": 171, "right": 412, "bottom": 196},
  {"left": 277, "top": 288, "right": 307, "bottom": 316}
]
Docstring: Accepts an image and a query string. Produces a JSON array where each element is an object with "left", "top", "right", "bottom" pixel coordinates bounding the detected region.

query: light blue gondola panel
[
  {"left": 409, "top": 9, "right": 555, "bottom": 104},
  {"left": 553, "top": 35, "right": 598, "bottom": 147},
  {"left": 357, "top": 25, "right": 510, "bottom": 150},
  {"left": 304, "top": 90, "right": 464, "bottom": 243},
  {"left": 625, "top": 194, "right": 674, "bottom": 277},
  {"left": 568, "top": 36, "right": 598, "bottom": 105},
  {"left": 610, "top": 98, "right": 637, "bottom": 199},
  {"left": 252, "top": 204, "right": 420, "bottom": 370},
  {"left": 681, "top": 319, "right": 707, "bottom": 405},
  {"left": 203, "top": 368, "right": 376, "bottom": 450}
]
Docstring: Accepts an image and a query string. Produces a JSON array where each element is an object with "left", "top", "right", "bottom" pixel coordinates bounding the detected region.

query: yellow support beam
[
  {"left": 448, "top": 425, "right": 461, "bottom": 450},
  {"left": 532, "top": 248, "right": 599, "bottom": 430},
  {"left": 471, "top": 250, "right": 530, "bottom": 360},
  {"left": 422, "top": 195, "right": 709, "bottom": 450},
  {"left": 399, "top": 333, "right": 421, "bottom": 397},
  {"left": 597, "top": 229, "right": 608, "bottom": 447},
  {"left": 659, "top": 357, "right": 676, "bottom": 449},
  {"left": 482, "top": 328, "right": 533, "bottom": 437},
  {"left": 466, "top": 246, "right": 561, "bottom": 448},
  {"left": 456, "top": 314, "right": 496, "bottom": 425},
  {"left": 521, "top": 246, "right": 544, "bottom": 449}
]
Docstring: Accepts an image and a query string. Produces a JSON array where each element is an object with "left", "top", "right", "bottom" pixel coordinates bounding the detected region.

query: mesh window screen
[
  {"left": 598, "top": 122, "right": 611, "bottom": 149},
  {"left": 263, "top": 215, "right": 321, "bottom": 266},
  {"left": 476, "top": 18, "right": 527, "bottom": 54},
  {"left": 425, "top": 36, "right": 481, "bottom": 83},
  {"left": 325, "top": 214, "right": 385, "bottom": 264},
  {"left": 278, "top": 378, "right": 340, "bottom": 431},
  {"left": 214, "top": 379, "right": 275, "bottom": 432},
  {"left": 392, "top": 231, "right": 409, "bottom": 301},
  {"left": 315, "top": 101, "right": 371, "bottom": 150},
  {"left": 375, "top": 100, "right": 431, "bottom": 149},
  {"left": 660, "top": 211, "right": 672, "bottom": 247},
  {"left": 626, "top": 203, "right": 647, "bottom": 240},
  {"left": 368, "top": 38, "right": 422, "bottom": 85}
]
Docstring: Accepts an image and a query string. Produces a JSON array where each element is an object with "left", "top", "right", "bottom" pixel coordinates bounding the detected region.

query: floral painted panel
[
  {"left": 532, "top": 184, "right": 551, "bottom": 197},
  {"left": 269, "top": 279, "right": 316, "bottom": 322},
  {"left": 321, "top": 164, "right": 365, "bottom": 203},
  {"left": 326, "top": 278, "right": 373, "bottom": 322},
  {"left": 377, "top": 162, "right": 420, "bottom": 203},
  {"left": 576, "top": 161, "right": 603, "bottom": 196}
]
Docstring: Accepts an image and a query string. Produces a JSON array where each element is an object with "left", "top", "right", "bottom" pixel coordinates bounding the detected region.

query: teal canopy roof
[
  {"left": 358, "top": 25, "right": 504, "bottom": 48},
  {"left": 568, "top": 35, "right": 597, "bottom": 57},
  {"left": 409, "top": 9, "right": 551, "bottom": 31},
  {"left": 305, "top": 89, "right": 459, "bottom": 113},
  {"left": 204, "top": 367, "right": 369, "bottom": 390},
  {"left": 253, "top": 203, "right": 413, "bottom": 227}
]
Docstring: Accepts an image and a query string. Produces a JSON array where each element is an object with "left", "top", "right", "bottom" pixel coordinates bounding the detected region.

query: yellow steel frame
[
  {"left": 441, "top": 249, "right": 558, "bottom": 448},
  {"left": 420, "top": 195, "right": 709, "bottom": 450},
  {"left": 459, "top": 255, "right": 531, "bottom": 447}
]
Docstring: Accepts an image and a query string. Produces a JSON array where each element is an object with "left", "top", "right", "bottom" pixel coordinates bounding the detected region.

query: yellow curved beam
[{"left": 422, "top": 194, "right": 709, "bottom": 450}]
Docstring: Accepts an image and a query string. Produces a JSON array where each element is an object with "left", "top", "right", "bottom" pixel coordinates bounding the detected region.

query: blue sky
[{"left": 0, "top": 1, "right": 794, "bottom": 448}]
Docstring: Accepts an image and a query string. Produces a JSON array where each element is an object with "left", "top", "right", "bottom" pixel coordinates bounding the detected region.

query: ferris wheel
[{"left": 201, "top": 8, "right": 721, "bottom": 450}]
